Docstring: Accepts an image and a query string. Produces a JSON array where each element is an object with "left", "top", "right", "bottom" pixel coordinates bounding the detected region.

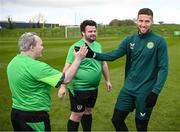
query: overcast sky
[{"left": 1, "top": 0, "right": 179, "bottom": 25}]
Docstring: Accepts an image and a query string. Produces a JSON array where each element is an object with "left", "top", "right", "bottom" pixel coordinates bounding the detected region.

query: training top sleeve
[
  {"left": 30, "top": 60, "right": 63, "bottom": 88},
  {"left": 95, "top": 36, "right": 129, "bottom": 61},
  {"left": 152, "top": 38, "right": 168, "bottom": 94},
  {"left": 66, "top": 46, "right": 74, "bottom": 64}
]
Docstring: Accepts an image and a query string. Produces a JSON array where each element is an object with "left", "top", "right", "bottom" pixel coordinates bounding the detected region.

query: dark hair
[
  {"left": 80, "top": 20, "right": 97, "bottom": 32},
  {"left": 138, "top": 8, "right": 153, "bottom": 18}
]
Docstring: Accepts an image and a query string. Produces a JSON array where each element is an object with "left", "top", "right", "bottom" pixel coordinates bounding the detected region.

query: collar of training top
[{"left": 138, "top": 29, "right": 152, "bottom": 38}]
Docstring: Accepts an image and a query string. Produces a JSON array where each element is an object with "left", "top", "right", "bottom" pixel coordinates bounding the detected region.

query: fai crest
[{"left": 147, "top": 42, "right": 154, "bottom": 49}]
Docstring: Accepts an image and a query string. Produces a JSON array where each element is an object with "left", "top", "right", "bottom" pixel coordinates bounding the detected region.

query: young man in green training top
[
  {"left": 86, "top": 8, "right": 168, "bottom": 131},
  {"left": 61, "top": 20, "right": 112, "bottom": 131},
  {"left": 7, "top": 32, "right": 88, "bottom": 131}
]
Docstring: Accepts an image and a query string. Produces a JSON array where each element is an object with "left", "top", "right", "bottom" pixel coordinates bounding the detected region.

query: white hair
[{"left": 18, "top": 32, "right": 37, "bottom": 51}]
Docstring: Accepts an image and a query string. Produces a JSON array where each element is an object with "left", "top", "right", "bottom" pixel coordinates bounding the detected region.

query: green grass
[{"left": 0, "top": 26, "right": 180, "bottom": 131}]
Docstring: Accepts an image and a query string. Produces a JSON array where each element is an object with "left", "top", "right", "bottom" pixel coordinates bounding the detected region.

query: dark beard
[
  {"left": 89, "top": 39, "right": 95, "bottom": 43},
  {"left": 86, "top": 38, "right": 95, "bottom": 43}
]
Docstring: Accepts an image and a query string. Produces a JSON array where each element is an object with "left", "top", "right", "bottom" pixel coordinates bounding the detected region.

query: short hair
[
  {"left": 18, "top": 32, "right": 37, "bottom": 51},
  {"left": 80, "top": 20, "right": 97, "bottom": 32},
  {"left": 138, "top": 8, "right": 153, "bottom": 18}
]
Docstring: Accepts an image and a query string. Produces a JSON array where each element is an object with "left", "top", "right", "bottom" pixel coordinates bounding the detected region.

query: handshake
[{"left": 74, "top": 43, "right": 95, "bottom": 58}]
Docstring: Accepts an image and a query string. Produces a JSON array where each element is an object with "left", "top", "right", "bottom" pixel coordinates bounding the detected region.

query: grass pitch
[{"left": 0, "top": 27, "right": 180, "bottom": 131}]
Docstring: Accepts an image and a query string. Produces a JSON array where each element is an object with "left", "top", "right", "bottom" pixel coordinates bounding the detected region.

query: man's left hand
[
  {"left": 58, "top": 84, "right": 66, "bottom": 99},
  {"left": 145, "top": 92, "right": 158, "bottom": 108}
]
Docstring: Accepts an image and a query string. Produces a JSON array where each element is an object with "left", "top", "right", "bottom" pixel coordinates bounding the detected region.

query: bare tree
[
  {"left": 7, "top": 16, "right": 14, "bottom": 29},
  {"left": 29, "top": 16, "right": 36, "bottom": 28},
  {"left": 29, "top": 13, "right": 46, "bottom": 28},
  {"left": 36, "top": 13, "right": 44, "bottom": 28}
]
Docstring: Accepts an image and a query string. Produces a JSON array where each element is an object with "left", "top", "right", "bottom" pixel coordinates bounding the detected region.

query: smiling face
[
  {"left": 82, "top": 25, "right": 97, "bottom": 43},
  {"left": 137, "top": 9, "right": 153, "bottom": 34},
  {"left": 137, "top": 14, "right": 153, "bottom": 34}
]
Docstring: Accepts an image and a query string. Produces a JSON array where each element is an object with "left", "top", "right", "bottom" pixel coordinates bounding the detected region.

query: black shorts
[
  {"left": 11, "top": 108, "right": 51, "bottom": 131},
  {"left": 69, "top": 89, "right": 98, "bottom": 112}
]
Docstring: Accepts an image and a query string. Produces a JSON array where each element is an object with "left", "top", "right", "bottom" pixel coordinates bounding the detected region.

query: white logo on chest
[{"left": 130, "top": 43, "right": 135, "bottom": 49}]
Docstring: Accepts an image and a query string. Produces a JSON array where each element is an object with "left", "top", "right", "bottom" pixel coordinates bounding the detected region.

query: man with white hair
[{"left": 7, "top": 32, "right": 88, "bottom": 131}]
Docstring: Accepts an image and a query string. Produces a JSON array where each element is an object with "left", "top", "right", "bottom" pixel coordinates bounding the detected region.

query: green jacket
[{"left": 95, "top": 31, "right": 168, "bottom": 95}]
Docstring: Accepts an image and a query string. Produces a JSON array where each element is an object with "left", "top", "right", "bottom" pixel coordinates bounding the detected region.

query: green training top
[
  {"left": 66, "top": 39, "right": 102, "bottom": 91},
  {"left": 7, "top": 54, "right": 62, "bottom": 112},
  {"left": 95, "top": 31, "right": 168, "bottom": 95}
]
